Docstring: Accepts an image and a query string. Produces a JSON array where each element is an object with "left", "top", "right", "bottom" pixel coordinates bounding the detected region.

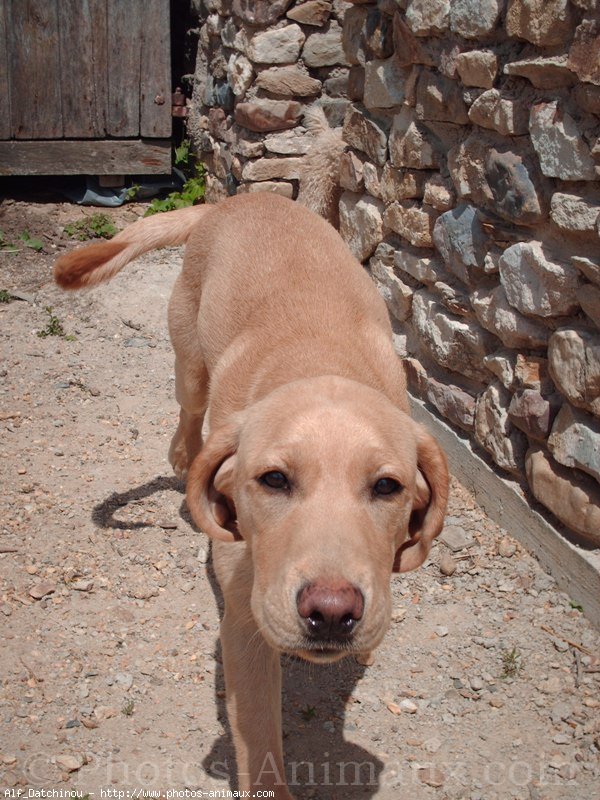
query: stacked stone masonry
[{"left": 189, "top": 0, "right": 600, "bottom": 547}]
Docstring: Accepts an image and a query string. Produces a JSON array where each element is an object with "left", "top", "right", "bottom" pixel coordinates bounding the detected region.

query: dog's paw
[{"left": 168, "top": 438, "right": 190, "bottom": 481}]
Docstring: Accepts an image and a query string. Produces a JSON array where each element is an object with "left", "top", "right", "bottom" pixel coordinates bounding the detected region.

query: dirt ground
[{"left": 1, "top": 197, "right": 599, "bottom": 800}]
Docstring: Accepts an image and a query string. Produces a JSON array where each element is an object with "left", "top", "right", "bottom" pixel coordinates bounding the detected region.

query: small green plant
[
  {"left": 0, "top": 289, "right": 13, "bottom": 303},
  {"left": 37, "top": 306, "right": 75, "bottom": 340},
  {"left": 64, "top": 214, "right": 117, "bottom": 241},
  {"left": 174, "top": 139, "right": 192, "bottom": 169},
  {"left": 501, "top": 647, "right": 522, "bottom": 679},
  {"left": 145, "top": 164, "right": 206, "bottom": 216},
  {"left": 122, "top": 699, "right": 135, "bottom": 716},
  {"left": 125, "top": 184, "right": 141, "bottom": 202},
  {"left": 0, "top": 230, "right": 18, "bottom": 252},
  {"left": 569, "top": 600, "right": 584, "bottom": 613},
  {"left": 19, "top": 231, "right": 44, "bottom": 252},
  {"left": 300, "top": 704, "right": 317, "bottom": 722}
]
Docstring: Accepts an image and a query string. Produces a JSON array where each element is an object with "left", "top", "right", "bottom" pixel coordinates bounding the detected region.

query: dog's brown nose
[{"left": 297, "top": 581, "right": 364, "bottom": 642}]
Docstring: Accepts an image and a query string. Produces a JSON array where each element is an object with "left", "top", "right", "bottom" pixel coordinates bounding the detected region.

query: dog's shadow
[{"left": 93, "top": 478, "right": 384, "bottom": 797}]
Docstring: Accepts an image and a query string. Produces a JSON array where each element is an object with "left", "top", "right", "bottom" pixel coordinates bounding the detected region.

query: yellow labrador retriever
[{"left": 54, "top": 193, "right": 448, "bottom": 798}]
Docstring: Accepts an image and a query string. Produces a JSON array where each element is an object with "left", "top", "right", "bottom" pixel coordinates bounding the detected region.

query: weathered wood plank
[
  {"left": 409, "top": 394, "right": 600, "bottom": 630},
  {"left": 140, "top": 0, "right": 171, "bottom": 138},
  {"left": 58, "top": 0, "right": 108, "bottom": 138},
  {"left": 7, "top": 0, "right": 62, "bottom": 138},
  {"left": 0, "top": 139, "right": 172, "bottom": 175},
  {"left": 107, "top": 0, "right": 143, "bottom": 136},
  {"left": 0, "top": 0, "right": 10, "bottom": 139}
]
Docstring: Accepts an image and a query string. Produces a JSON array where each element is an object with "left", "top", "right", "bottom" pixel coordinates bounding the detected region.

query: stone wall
[{"left": 188, "top": 0, "right": 600, "bottom": 548}]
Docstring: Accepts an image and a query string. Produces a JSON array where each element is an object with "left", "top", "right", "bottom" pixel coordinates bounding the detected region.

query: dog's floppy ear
[
  {"left": 393, "top": 425, "right": 449, "bottom": 573},
  {"left": 186, "top": 417, "right": 244, "bottom": 543}
]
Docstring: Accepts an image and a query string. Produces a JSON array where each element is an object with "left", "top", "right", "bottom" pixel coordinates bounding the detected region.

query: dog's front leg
[{"left": 220, "top": 610, "right": 293, "bottom": 800}]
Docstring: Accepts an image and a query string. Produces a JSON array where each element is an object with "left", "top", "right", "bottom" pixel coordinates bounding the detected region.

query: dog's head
[{"left": 187, "top": 376, "right": 448, "bottom": 663}]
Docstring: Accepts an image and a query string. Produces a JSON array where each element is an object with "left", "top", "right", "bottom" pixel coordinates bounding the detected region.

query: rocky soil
[{"left": 1, "top": 199, "right": 599, "bottom": 800}]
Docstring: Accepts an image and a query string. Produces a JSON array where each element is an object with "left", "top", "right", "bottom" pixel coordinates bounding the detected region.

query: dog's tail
[
  {"left": 297, "top": 104, "right": 346, "bottom": 227},
  {"left": 54, "top": 204, "right": 210, "bottom": 290}
]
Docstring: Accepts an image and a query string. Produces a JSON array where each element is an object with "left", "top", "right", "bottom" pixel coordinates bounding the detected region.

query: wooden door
[{"left": 0, "top": 0, "right": 172, "bottom": 175}]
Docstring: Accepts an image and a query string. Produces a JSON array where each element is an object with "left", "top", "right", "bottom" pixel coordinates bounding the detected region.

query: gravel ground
[{"left": 1, "top": 200, "right": 599, "bottom": 800}]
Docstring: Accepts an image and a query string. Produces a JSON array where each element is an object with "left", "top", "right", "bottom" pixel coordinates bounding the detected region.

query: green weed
[
  {"left": 37, "top": 306, "right": 76, "bottom": 341},
  {"left": 19, "top": 231, "right": 44, "bottom": 251},
  {"left": 300, "top": 704, "right": 317, "bottom": 722},
  {"left": 145, "top": 163, "right": 206, "bottom": 216},
  {"left": 501, "top": 647, "right": 523, "bottom": 679},
  {"left": 122, "top": 699, "right": 135, "bottom": 716},
  {"left": 64, "top": 214, "right": 117, "bottom": 241}
]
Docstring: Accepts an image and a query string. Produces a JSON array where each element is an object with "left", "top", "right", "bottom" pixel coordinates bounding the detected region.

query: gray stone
[
  {"left": 379, "top": 164, "right": 427, "bottom": 204},
  {"left": 526, "top": 445, "right": 600, "bottom": 546},
  {"left": 364, "top": 57, "right": 407, "bottom": 109},
  {"left": 383, "top": 202, "right": 437, "bottom": 248},
  {"left": 574, "top": 83, "right": 600, "bottom": 116},
  {"left": 255, "top": 66, "right": 322, "bottom": 96},
  {"left": 394, "top": 249, "right": 446, "bottom": 285},
  {"left": 572, "top": 257, "right": 600, "bottom": 287},
  {"left": 389, "top": 107, "right": 438, "bottom": 170},
  {"left": 475, "top": 383, "right": 527, "bottom": 475},
  {"left": 514, "top": 354, "right": 554, "bottom": 393},
  {"left": 245, "top": 181, "right": 295, "bottom": 199},
  {"left": 342, "top": 104, "right": 389, "bottom": 166},
  {"left": 339, "top": 192, "right": 384, "bottom": 261},
  {"left": 303, "top": 21, "right": 348, "bottom": 67},
  {"left": 247, "top": 25, "right": 305, "bottom": 65},
  {"left": 342, "top": 5, "right": 368, "bottom": 65},
  {"left": 423, "top": 174, "right": 455, "bottom": 211},
  {"left": 468, "top": 90, "right": 529, "bottom": 136},
  {"left": 550, "top": 192, "right": 600, "bottom": 234},
  {"left": 412, "top": 290, "right": 495, "bottom": 381},
  {"left": 484, "top": 148, "right": 545, "bottom": 225},
  {"left": 471, "top": 285, "right": 550, "bottom": 350},
  {"left": 287, "top": 0, "right": 332, "bottom": 26},
  {"left": 499, "top": 242, "right": 580, "bottom": 319},
  {"left": 227, "top": 54, "right": 254, "bottom": 98},
  {"left": 322, "top": 71, "right": 348, "bottom": 99},
  {"left": 434, "top": 280, "right": 471, "bottom": 316},
  {"left": 339, "top": 151, "right": 365, "bottom": 192},
  {"left": 363, "top": 161, "right": 383, "bottom": 199},
  {"left": 232, "top": 0, "right": 294, "bottom": 25},
  {"left": 234, "top": 100, "right": 302, "bottom": 132},
  {"left": 432, "top": 204, "right": 488, "bottom": 286},
  {"left": 504, "top": 56, "right": 577, "bottom": 89},
  {"left": 508, "top": 389, "right": 557, "bottom": 441},
  {"left": 405, "top": 0, "right": 450, "bottom": 36},
  {"left": 425, "top": 378, "right": 476, "bottom": 430},
  {"left": 363, "top": 8, "right": 394, "bottom": 60},
  {"left": 241, "top": 157, "right": 303, "bottom": 181},
  {"left": 264, "top": 129, "right": 312, "bottom": 155},
  {"left": 568, "top": 18, "right": 600, "bottom": 86},
  {"left": 548, "top": 328, "right": 600, "bottom": 417},
  {"left": 455, "top": 51, "right": 497, "bottom": 89},
  {"left": 450, "top": 0, "right": 503, "bottom": 38},
  {"left": 439, "top": 525, "right": 475, "bottom": 552},
  {"left": 370, "top": 256, "right": 413, "bottom": 321},
  {"left": 415, "top": 70, "right": 469, "bottom": 124},
  {"left": 548, "top": 404, "right": 600, "bottom": 483},
  {"left": 577, "top": 283, "right": 600, "bottom": 327},
  {"left": 348, "top": 65, "right": 365, "bottom": 100},
  {"left": 483, "top": 350, "right": 516, "bottom": 388},
  {"left": 506, "top": 0, "right": 575, "bottom": 47},
  {"left": 529, "top": 101, "right": 596, "bottom": 181},
  {"left": 392, "top": 14, "right": 439, "bottom": 67}
]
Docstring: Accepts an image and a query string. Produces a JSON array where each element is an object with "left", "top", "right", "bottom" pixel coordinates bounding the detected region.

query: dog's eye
[
  {"left": 259, "top": 470, "right": 290, "bottom": 490},
  {"left": 373, "top": 477, "right": 402, "bottom": 496}
]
